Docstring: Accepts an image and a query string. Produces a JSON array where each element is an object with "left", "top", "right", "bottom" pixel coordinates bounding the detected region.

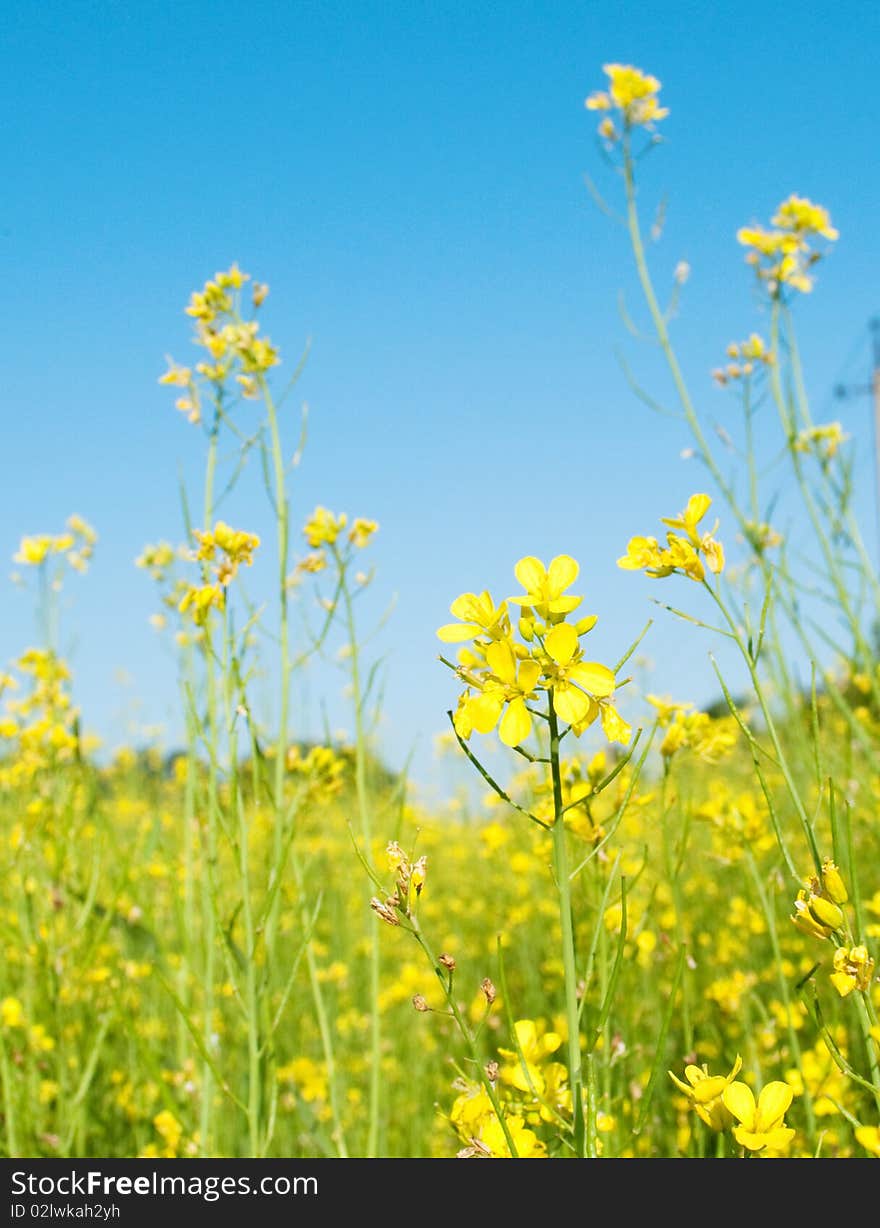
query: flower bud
[
  {"left": 807, "top": 895, "right": 844, "bottom": 932},
  {"left": 791, "top": 894, "right": 832, "bottom": 940},
  {"left": 480, "top": 977, "right": 497, "bottom": 1005},
  {"left": 821, "top": 859, "right": 848, "bottom": 905},
  {"left": 412, "top": 995, "right": 429, "bottom": 1013}
]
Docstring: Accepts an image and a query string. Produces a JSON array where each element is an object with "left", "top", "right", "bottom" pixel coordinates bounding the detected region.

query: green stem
[
  {"left": 548, "top": 698, "right": 586, "bottom": 1157},
  {"left": 260, "top": 375, "right": 291, "bottom": 963},
  {"left": 706, "top": 580, "right": 821, "bottom": 875},
  {"left": 198, "top": 410, "right": 220, "bottom": 1154},
  {"left": 335, "top": 546, "right": 382, "bottom": 1156}
]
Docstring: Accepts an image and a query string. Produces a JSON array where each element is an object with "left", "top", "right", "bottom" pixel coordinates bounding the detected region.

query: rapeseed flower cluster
[
  {"left": 618, "top": 493, "right": 725, "bottom": 583},
  {"left": 737, "top": 195, "right": 838, "bottom": 295},
  {"left": 438, "top": 555, "right": 629, "bottom": 749}
]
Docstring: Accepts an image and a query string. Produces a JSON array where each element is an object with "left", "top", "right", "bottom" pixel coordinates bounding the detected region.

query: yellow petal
[
  {"left": 514, "top": 556, "right": 546, "bottom": 596},
  {"left": 600, "top": 704, "right": 631, "bottom": 745},
  {"left": 691, "top": 1075, "right": 727, "bottom": 1105},
  {"left": 513, "top": 1020, "right": 538, "bottom": 1053},
  {"left": 499, "top": 697, "right": 531, "bottom": 747},
  {"left": 545, "top": 623, "right": 577, "bottom": 666},
  {"left": 553, "top": 683, "right": 590, "bottom": 726},
  {"left": 437, "top": 622, "right": 478, "bottom": 643},
  {"left": 466, "top": 693, "right": 503, "bottom": 734},
  {"left": 568, "top": 661, "right": 616, "bottom": 698},
  {"left": 546, "top": 554, "right": 579, "bottom": 595},
  {"left": 755, "top": 1081, "right": 793, "bottom": 1131},
  {"left": 722, "top": 1081, "right": 755, "bottom": 1127},
  {"left": 733, "top": 1127, "right": 770, "bottom": 1152},
  {"left": 830, "top": 971, "right": 856, "bottom": 997},
  {"left": 686, "top": 493, "right": 711, "bottom": 526},
  {"left": 517, "top": 658, "right": 541, "bottom": 694},
  {"left": 668, "top": 1070, "right": 692, "bottom": 1096},
  {"left": 547, "top": 595, "right": 583, "bottom": 615},
  {"left": 763, "top": 1126, "right": 795, "bottom": 1152},
  {"left": 855, "top": 1126, "right": 880, "bottom": 1156},
  {"left": 485, "top": 639, "right": 517, "bottom": 685},
  {"left": 683, "top": 1065, "right": 705, "bottom": 1089},
  {"left": 449, "top": 592, "right": 479, "bottom": 621}
]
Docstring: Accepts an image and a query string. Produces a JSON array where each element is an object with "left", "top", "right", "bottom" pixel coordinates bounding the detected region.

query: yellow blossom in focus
[
  {"left": 722, "top": 1080, "right": 795, "bottom": 1153},
  {"left": 508, "top": 555, "right": 583, "bottom": 621},
  {"left": 668, "top": 1054, "right": 742, "bottom": 1131},
  {"left": 437, "top": 591, "right": 510, "bottom": 644}
]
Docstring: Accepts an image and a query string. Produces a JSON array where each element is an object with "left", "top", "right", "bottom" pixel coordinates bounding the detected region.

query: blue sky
[{"left": 3, "top": 1, "right": 879, "bottom": 790}]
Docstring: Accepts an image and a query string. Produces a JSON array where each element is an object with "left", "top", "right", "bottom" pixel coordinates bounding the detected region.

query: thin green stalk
[
  {"left": 259, "top": 375, "right": 292, "bottom": 964},
  {"left": 705, "top": 579, "right": 821, "bottom": 874},
  {"left": 745, "top": 849, "right": 817, "bottom": 1146},
  {"left": 548, "top": 699, "right": 586, "bottom": 1157},
  {"left": 334, "top": 547, "right": 382, "bottom": 1156},
  {"left": 198, "top": 410, "right": 221, "bottom": 1154},
  {"left": 222, "top": 610, "right": 262, "bottom": 1155},
  {"left": 0, "top": 1032, "right": 18, "bottom": 1156}
]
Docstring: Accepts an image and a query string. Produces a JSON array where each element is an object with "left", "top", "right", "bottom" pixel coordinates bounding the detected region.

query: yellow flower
[
  {"left": 829, "top": 945, "right": 874, "bottom": 998},
  {"left": 821, "top": 859, "right": 848, "bottom": 905},
  {"left": 455, "top": 640, "right": 541, "bottom": 748},
  {"left": 617, "top": 535, "right": 668, "bottom": 575},
  {"left": 855, "top": 1125, "right": 880, "bottom": 1157},
  {"left": 14, "top": 536, "right": 53, "bottom": 566},
  {"left": 772, "top": 195, "right": 838, "bottom": 240},
  {"left": 737, "top": 196, "right": 837, "bottom": 295},
  {"left": 793, "top": 422, "right": 848, "bottom": 461},
  {"left": 194, "top": 521, "right": 260, "bottom": 584},
  {"left": 1, "top": 997, "right": 25, "bottom": 1028},
  {"left": 544, "top": 623, "right": 615, "bottom": 728},
  {"left": 791, "top": 869, "right": 845, "bottom": 940},
  {"left": 349, "top": 517, "right": 379, "bottom": 548},
  {"left": 669, "top": 1054, "right": 743, "bottom": 1131},
  {"left": 178, "top": 583, "right": 224, "bottom": 626},
  {"left": 618, "top": 495, "right": 724, "bottom": 582},
  {"left": 158, "top": 361, "right": 192, "bottom": 387},
  {"left": 509, "top": 555, "right": 583, "bottom": 620},
  {"left": 437, "top": 591, "right": 510, "bottom": 644},
  {"left": 497, "top": 1019, "right": 563, "bottom": 1095},
  {"left": 661, "top": 493, "right": 713, "bottom": 542},
  {"left": 585, "top": 64, "right": 668, "bottom": 132},
  {"left": 153, "top": 1110, "right": 184, "bottom": 1155},
  {"left": 721, "top": 1080, "right": 795, "bottom": 1153},
  {"left": 215, "top": 262, "right": 249, "bottom": 290},
  {"left": 304, "top": 506, "right": 348, "bottom": 548},
  {"left": 479, "top": 1113, "right": 546, "bottom": 1158}
]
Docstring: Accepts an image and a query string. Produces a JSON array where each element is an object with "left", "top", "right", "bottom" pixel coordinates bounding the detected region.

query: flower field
[{"left": 2, "top": 62, "right": 880, "bottom": 1161}]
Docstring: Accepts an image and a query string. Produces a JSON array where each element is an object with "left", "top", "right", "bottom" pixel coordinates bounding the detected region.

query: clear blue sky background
[{"left": 3, "top": 1, "right": 879, "bottom": 792}]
